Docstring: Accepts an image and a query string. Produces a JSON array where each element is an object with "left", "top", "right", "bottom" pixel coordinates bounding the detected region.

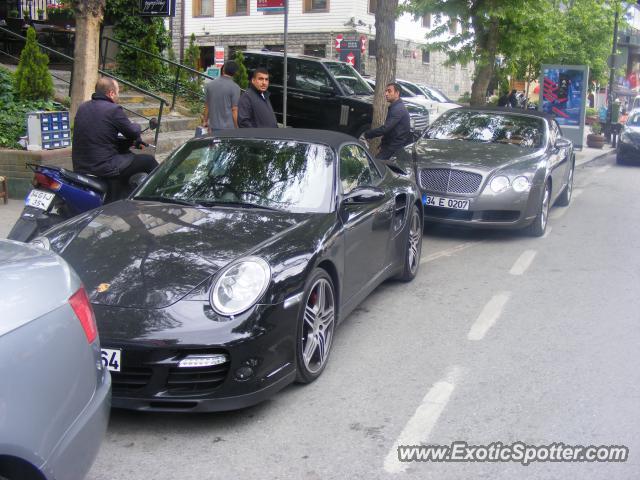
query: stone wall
[{"left": 0, "top": 148, "right": 72, "bottom": 198}]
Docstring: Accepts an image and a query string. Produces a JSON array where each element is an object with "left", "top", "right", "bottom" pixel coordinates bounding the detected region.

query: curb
[{"left": 575, "top": 147, "right": 614, "bottom": 167}]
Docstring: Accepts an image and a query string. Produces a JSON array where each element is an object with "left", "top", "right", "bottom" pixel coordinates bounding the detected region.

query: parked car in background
[
  {"left": 34, "top": 129, "right": 423, "bottom": 412},
  {"left": 390, "top": 107, "right": 574, "bottom": 236},
  {"left": 364, "top": 77, "right": 437, "bottom": 121},
  {"left": 241, "top": 51, "right": 430, "bottom": 138},
  {"left": 396, "top": 79, "right": 461, "bottom": 119},
  {"left": 617, "top": 108, "right": 640, "bottom": 164},
  {"left": 0, "top": 240, "right": 110, "bottom": 480}
]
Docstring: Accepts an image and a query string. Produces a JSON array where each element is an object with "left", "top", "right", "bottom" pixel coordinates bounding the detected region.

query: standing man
[
  {"left": 238, "top": 67, "right": 278, "bottom": 128},
  {"left": 203, "top": 60, "right": 241, "bottom": 132},
  {"left": 364, "top": 82, "right": 411, "bottom": 159},
  {"left": 73, "top": 77, "right": 158, "bottom": 180}
]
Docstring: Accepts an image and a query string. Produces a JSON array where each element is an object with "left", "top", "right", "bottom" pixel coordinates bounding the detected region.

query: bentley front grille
[{"left": 419, "top": 169, "right": 482, "bottom": 194}]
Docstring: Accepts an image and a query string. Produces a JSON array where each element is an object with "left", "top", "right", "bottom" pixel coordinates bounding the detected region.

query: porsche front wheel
[{"left": 295, "top": 269, "right": 336, "bottom": 384}]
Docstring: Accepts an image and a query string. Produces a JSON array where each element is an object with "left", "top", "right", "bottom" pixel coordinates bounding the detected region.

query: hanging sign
[
  {"left": 140, "top": 0, "right": 175, "bottom": 16},
  {"left": 335, "top": 34, "right": 343, "bottom": 51},
  {"left": 257, "top": 0, "right": 284, "bottom": 13},
  {"left": 214, "top": 46, "right": 225, "bottom": 67}
]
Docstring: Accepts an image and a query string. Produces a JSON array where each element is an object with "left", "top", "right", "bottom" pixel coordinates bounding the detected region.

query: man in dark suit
[{"left": 364, "top": 82, "right": 411, "bottom": 159}]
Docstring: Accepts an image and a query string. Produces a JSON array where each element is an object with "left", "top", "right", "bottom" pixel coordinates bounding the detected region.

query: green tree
[
  {"left": 184, "top": 33, "right": 200, "bottom": 71},
  {"left": 233, "top": 50, "right": 249, "bottom": 89},
  {"left": 14, "top": 27, "right": 54, "bottom": 101}
]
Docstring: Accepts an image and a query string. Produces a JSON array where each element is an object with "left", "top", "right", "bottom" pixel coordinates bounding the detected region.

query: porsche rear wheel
[
  {"left": 396, "top": 204, "right": 423, "bottom": 282},
  {"left": 295, "top": 269, "right": 336, "bottom": 384}
]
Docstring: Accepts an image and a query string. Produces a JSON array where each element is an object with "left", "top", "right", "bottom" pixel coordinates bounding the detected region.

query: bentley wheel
[
  {"left": 616, "top": 151, "right": 625, "bottom": 165},
  {"left": 396, "top": 204, "right": 423, "bottom": 282},
  {"left": 555, "top": 159, "right": 574, "bottom": 207},
  {"left": 295, "top": 269, "right": 336, "bottom": 384},
  {"left": 526, "top": 181, "right": 550, "bottom": 237}
]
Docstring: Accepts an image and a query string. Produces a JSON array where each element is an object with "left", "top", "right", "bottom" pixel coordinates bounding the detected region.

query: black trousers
[{"left": 119, "top": 153, "right": 159, "bottom": 177}]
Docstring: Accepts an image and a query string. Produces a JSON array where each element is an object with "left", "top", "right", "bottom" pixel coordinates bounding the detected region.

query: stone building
[{"left": 168, "top": 0, "right": 473, "bottom": 99}]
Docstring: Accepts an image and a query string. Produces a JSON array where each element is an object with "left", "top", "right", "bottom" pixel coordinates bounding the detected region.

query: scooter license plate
[{"left": 26, "top": 189, "right": 55, "bottom": 211}]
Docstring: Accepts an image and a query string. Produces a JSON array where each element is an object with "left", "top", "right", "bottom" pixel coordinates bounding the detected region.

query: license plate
[
  {"left": 101, "top": 348, "right": 122, "bottom": 372},
  {"left": 26, "top": 189, "right": 55, "bottom": 211},
  {"left": 423, "top": 194, "right": 470, "bottom": 210}
]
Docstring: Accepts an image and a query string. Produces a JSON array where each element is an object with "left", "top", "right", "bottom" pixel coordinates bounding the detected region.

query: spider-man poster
[{"left": 541, "top": 66, "right": 587, "bottom": 126}]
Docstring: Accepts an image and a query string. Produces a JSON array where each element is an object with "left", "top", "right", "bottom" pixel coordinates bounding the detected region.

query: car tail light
[
  {"left": 33, "top": 172, "right": 61, "bottom": 191},
  {"left": 68, "top": 287, "right": 98, "bottom": 343}
]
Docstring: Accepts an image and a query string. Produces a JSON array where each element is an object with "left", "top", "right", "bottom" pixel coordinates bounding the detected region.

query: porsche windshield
[
  {"left": 425, "top": 111, "right": 545, "bottom": 148},
  {"left": 325, "top": 62, "right": 373, "bottom": 95},
  {"left": 135, "top": 138, "right": 334, "bottom": 213}
]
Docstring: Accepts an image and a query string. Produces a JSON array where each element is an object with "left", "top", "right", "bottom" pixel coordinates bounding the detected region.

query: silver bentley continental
[{"left": 391, "top": 107, "right": 575, "bottom": 236}]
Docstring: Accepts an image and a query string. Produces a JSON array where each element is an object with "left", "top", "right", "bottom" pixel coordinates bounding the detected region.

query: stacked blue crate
[{"left": 40, "top": 111, "right": 71, "bottom": 150}]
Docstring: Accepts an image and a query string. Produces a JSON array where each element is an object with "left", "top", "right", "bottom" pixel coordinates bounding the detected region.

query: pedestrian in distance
[
  {"left": 363, "top": 82, "right": 412, "bottom": 160},
  {"left": 238, "top": 67, "right": 278, "bottom": 128},
  {"left": 203, "top": 60, "right": 241, "bottom": 133},
  {"left": 508, "top": 89, "right": 519, "bottom": 108}
]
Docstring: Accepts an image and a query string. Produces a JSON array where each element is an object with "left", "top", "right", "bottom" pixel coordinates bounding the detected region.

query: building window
[
  {"left": 422, "top": 14, "right": 431, "bottom": 28},
  {"left": 265, "top": 44, "right": 285, "bottom": 52},
  {"left": 304, "top": 44, "right": 326, "bottom": 57},
  {"left": 422, "top": 49, "right": 430, "bottom": 64},
  {"left": 368, "top": 0, "right": 376, "bottom": 14},
  {"left": 227, "top": 0, "right": 248, "bottom": 16},
  {"left": 193, "top": 0, "right": 213, "bottom": 17},
  {"left": 303, "top": 0, "right": 328, "bottom": 13},
  {"left": 368, "top": 38, "right": 377, "bottom": 58}
]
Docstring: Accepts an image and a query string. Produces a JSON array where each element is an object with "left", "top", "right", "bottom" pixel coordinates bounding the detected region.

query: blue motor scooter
[{"left": 8, "top": 120, "right": 157, "bottom": 242}]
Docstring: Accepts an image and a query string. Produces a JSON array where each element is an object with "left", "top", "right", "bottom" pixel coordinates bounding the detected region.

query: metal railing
[
  {"left": 0, "top": 25, "right": 167, "bottom": 146},
  {"left": 100, "top": 35, "right": 216, "bottom": 110}
]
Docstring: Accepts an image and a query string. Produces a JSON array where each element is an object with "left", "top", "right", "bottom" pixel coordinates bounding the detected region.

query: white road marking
[
  {"left": 420, "top": 241, "right": 482, "bottom": 265},
  {"left": 572, "top": 188, "right": 583, "bottom": 199},
  {"left": 383, "top": 366, "right": 462, "bottom": 474},
  {"left": 542, "top": 226, "right": 553, "bottom": 239},
  {"left": 467, "top": 292, "right": 511, "bottom": 341},
  {"left": 509, "top": 250, "right": 537, "bottom": 276}
]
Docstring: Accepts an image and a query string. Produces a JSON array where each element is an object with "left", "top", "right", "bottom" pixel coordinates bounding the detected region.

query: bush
[
  {"left": 14, "top": 27, "right": 54, "bottom": 101},
  {"left": 590, "top": 121, "right": 602, "bottom": 135},
  {"left": 457, "top": 91, "right": 471, "bottom": 104},
  {"left": 234, "top": 51, "right": 249, "bottom": 89},
  {"left": 586, "top": 107, "right": 598, "bottom": 117},
  {"left": 0, "top": 67, "right": 55, "bottom": 149}
]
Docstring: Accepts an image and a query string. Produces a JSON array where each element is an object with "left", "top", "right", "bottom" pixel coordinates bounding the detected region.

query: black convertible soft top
[{"left": 193, "top": 128, "right": 359, "bottom": 151}]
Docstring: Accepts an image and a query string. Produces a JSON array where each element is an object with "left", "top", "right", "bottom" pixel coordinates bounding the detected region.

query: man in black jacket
[
  {"left": 238, "top": 67, "right": 278, "bottom": 128},
  {"left": 364, "top": 82, "right": 411, "bottom": 159},
  {"left": 72, "top": 77, "right": 158, "bottom": 181}
]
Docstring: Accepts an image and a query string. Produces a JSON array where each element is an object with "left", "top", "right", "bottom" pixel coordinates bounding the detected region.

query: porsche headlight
[
  {"left": 512, "top": 176, "right": 531, "bottom": 193},
  {"left": 489, "top": 175, "right": 510, "bottom": 193},
  {"left": 210, "top": 257, "right": 271, "bottom": 316}
]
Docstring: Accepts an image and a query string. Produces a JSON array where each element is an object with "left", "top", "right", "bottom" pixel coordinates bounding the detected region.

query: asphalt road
[{"left": 81, "top": 152, "right": 639, "bottom": 480}]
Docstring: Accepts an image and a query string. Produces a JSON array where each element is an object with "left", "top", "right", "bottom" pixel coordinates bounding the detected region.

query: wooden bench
[{"left": 0, "top": 176, "right": 7, "bottom": 204}]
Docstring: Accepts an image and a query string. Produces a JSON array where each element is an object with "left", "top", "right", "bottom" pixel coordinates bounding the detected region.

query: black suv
[{"left": 242, "top": 51, "right": 429, "bottom": 137}]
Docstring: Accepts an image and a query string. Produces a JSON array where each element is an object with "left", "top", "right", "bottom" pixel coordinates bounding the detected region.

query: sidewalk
[{"left": 0, "top": 143, "right": 616, "bottom": 240}]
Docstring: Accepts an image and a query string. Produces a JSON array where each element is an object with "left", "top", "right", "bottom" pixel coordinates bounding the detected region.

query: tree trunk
[
  {"left": 70, "top": 0, "right": 104, "bottom": 120},
  {"left": 470, "top": 16, "right": 499, "bottom": 107},
  {"left": 370, "top": 0, "right": 398, "bottom": 153}
]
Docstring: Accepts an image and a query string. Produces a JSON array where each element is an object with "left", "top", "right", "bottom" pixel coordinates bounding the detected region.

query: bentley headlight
[
  {"left": 211, "top": 257, "right": 271, "bottom": 316},
  {"left": 489, "top": 175, "right": 510, "bottom": 193},
  {"left": 512, "top": 176, "right": 531, "bottom": 193}
]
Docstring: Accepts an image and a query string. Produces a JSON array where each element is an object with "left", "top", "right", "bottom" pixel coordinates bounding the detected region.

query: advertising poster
[
  {"left": 541, "top": 66, "right": 587, "bottom": 126},
  {"left": 257, "top": 0, "right": 284, "bottom": 12}
]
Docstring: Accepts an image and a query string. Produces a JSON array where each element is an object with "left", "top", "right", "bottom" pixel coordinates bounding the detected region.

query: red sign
[
  {"left": 214, "top": 46, "right": 225, "bottom": 67},
  {"left": 360, "top": 35, "right": 367, "bottom": 54},
  {"left": 335, "top": 34, "right": 343, "bottom": 52},
  {"left": 257, "top": 0, "right": 284, "bottom": 11},
  {"left": 346, "top": 52, "right": 355, "bottom": 66}
]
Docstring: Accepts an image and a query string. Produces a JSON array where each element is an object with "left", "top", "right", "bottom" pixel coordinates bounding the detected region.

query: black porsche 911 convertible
[{"left": 31, "top": 129, "right": 423, "bottom": 412}]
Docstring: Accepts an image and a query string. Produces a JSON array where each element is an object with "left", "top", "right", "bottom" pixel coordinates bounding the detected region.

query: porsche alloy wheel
[
  {"left": 296, "top": 270, "right": 336, "bottom": 383},
  {"left": 396, "top": 204, "right": 423, "bottom": 281}
]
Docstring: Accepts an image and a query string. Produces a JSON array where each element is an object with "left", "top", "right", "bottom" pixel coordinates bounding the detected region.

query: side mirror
[
  {"left": 554, "top": 137, "right": 572, "bottom": 149},
  {"left": 342, "top": 186, "right": 385, "bottom": 205},
  {"left": 318, "top": 86, "right": 336, "bottom": 96},
  {"left": 149, "top": 118, "right": 159, "bottom": 130}
]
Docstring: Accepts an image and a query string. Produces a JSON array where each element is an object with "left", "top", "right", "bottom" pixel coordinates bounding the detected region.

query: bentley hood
[
  {"left": 413, "top": 139, "right": 544, "bottom": 172},
  {"left": 53, "top": 201, "right": 310, "bottom": 309}
]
